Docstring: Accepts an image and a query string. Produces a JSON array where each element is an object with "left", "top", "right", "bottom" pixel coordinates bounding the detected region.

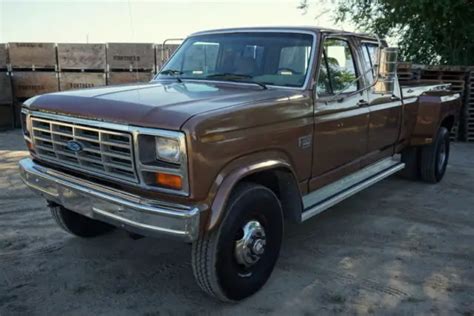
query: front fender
[{"left": 203, "top": 150, "right": 298, "bottom": 232}]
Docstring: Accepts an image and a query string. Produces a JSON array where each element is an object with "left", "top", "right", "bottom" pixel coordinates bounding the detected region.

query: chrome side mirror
[{"left": 373, "top": 47, "right": 398, "bottom": 95}]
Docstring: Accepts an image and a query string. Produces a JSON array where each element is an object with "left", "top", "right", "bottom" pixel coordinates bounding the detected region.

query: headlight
[{"left": 155, "top": 136, "right": 181, "bottom": 163}]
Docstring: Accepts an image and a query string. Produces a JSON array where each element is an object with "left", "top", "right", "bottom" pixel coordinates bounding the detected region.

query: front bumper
[{"left": 19, "top": 158, "right": 201, "bottom": 242}]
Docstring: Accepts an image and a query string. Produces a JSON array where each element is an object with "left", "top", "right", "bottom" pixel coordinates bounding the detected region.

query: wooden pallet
[
  {"left": 397, "top": 64, "right": 421, "bottom": 82},
  {"left": 0, "top": 44, "right": 7, "bottom": 69},
  {"left": 0, "top": 72, "right": 12, "bottom": 104},
  {"left": 107, "top": 43, "right": 155, "bottom": 71},
  {"left": 8, "top": 42, "right": 56, "bottom": 70},
  {"left": 420, "top": 70, "right": 466, "bottom": 81},
  {"left": 107, "top": 71, "right": 153, "bottom": 85},
  {"left": 57, "top": 43, "right": 106, "bottom": 71},
  {"left": 0, "top": 103, "right": 14, "bottom": 130},
  {"left": 450, "top": 121, "right": 460, "bottom": 141},
  {"left": 11, "top": 71, "right": 59, "bottom": 98},
  {"left": 465, "top": 70, "right": 474, "bottom": 142},
  {"left": 59, "top": 72, "right": 106, "bottom": 91}
]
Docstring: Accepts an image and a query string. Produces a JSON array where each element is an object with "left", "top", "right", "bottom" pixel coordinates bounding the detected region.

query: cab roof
[{"left": 190, "top": 26, "right": 378, "bottom": 41}]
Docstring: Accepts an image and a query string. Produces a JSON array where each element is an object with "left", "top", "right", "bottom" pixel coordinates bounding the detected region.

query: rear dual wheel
[
  {"left": 400, "top": 127, "right": 450, "bottom": 183},
  {"left": 192, "top": 183, "right": 283, "bottom": 302},
  {"left": 420, "top": 127, "right": 450, "bottom": 183}
]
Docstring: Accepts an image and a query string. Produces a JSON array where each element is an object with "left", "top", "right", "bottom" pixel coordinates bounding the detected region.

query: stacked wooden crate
[
  {"left": 57, "top": 43, "right": 107, "bottom": 91},
  {"left": 397, "top": 62, "right": 420, "bottom": 82},
  {"left": 106, "top": 43, "right": 155, "bottom": 85},
  {"left": 419, "top": 65, "right": 467, "bottom": 141},
  {"left": 466, "top": 69, "right": 474, "bottom": 142},
  {"left": 418, "top": 65, "right": 466, "bottom": 94},
  {"left": 0, "top": 44, "right": 14, "bottom": 130},
  {"left": 9, "top": 42, "right": 59, "bottom": 127},
  {"left": 156, "top": 43, "right": 180, "bottom": 71},
  {"left": 397, "top": 63, "right": 468, "bottom": 141}
]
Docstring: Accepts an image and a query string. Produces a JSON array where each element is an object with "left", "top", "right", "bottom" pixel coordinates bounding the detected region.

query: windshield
[{"left": 156, "top": 32, "right": 314, "bottom": 88}]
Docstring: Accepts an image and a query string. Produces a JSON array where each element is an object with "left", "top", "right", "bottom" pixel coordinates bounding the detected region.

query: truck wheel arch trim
[{"left": 207, "top": 156, "right": 300, "bottom": 232}]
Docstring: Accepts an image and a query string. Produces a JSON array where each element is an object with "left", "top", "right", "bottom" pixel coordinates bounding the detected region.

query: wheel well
[
  {"left": 441, "top": 115, "right": 455, "bottom": 132},
  {"left": 240, "top": 168, "right": 302, "bottom": 223}
]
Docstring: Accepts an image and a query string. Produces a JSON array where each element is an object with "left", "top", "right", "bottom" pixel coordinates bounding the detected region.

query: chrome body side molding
[{"left": 301, "top": 157, "right": 405, "bottom": 222}]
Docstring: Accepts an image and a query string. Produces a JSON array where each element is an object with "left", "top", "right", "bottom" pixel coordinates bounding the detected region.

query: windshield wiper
[
  {"left": 206, "top": 73, "right": 267, "bottom": 89},
  {"left": 159, "top": 69, "right": 183, "bottom": 83}
]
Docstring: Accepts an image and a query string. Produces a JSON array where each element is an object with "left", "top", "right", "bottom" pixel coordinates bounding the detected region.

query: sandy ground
[{"left": 0, "top": 129, "right": 473, "bottom": 315}]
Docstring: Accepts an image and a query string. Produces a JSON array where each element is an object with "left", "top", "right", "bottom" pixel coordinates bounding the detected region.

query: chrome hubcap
[{"left": 234, "top": 220, "right": 266, "bottom": 268}]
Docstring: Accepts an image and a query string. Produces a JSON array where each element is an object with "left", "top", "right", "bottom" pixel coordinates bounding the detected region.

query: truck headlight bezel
[{"left": 134, "top": 128, "right": 189, "bottom": 196}]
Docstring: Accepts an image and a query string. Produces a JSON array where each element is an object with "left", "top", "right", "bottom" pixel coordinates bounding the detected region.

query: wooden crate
[
  {"left": 59, "top": 72, "right": 106, "bottom": 91},
  {"left": 0, "top": 103, "right": 14, "bottom": 130},
  {"left": 0, "top": 72, "right": 13, "bottom": 103},
  {"left": 8, "top": 42, "right": 56, "bottom": 70},
  {"left": 11, "top": 71, "right": 59, "bottom": 98},
  {"left": 156, "top": 44, "right": 180, "bottom": 70},
  {"left": 107, "top": 43, "right": 155, "bottom": 71},
  {"left": 107, "top": 71, "right": 153, "bottom": 85},
  {"left": 57, "top": 43, "right": 106, "bottom": 71},
  {"left": 0, "top": 44, "right": 7, "bottom": 69}
]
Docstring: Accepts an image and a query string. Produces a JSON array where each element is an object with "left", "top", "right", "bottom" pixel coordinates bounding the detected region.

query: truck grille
[{"left": 31, "top": 117, "right": 138, "bottom": 183}]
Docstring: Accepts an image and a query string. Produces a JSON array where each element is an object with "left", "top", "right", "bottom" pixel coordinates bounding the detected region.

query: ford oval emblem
[{"left": 66, "top": 140, "right": 83, "bottom": 153}]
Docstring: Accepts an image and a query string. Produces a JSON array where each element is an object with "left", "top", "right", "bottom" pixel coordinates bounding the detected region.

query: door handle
[{"left": 357, "top": 100, "right": 369, "bottom": 107}]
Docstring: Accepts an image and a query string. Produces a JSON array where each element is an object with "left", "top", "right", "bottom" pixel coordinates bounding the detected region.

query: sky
[{"left": 0, "top": 0, "right": 354, "bottom": 44}]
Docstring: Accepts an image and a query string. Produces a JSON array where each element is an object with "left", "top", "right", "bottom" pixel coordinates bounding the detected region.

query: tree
[{"left": 299, "top": 0, "right": 474, "bottom": 65}]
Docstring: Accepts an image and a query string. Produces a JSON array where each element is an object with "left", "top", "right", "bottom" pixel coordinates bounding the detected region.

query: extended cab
[{"left": 19, "top": 27, "right": 461, "bottom": 301}]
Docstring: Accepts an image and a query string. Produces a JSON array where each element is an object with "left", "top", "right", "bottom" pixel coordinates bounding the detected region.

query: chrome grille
[{"left": 31, "top": 117, "right": 138, "bottom": 183}]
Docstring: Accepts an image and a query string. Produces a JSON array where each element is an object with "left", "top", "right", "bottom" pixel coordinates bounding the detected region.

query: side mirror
[{"left": 373, "top": 47, "right": 398, "bottom": 95}]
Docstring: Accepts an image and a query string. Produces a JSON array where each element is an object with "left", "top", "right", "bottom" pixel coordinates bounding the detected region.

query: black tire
[
  {"left": 420, "top": 127, "right": 450, "bottom": 183},
  {"left": 399, "top": 146, "right": 420, "bottom": 180},
  {"left": 50, "top": 204, "right": 115, "bottom": 237},
  {"left": 191, "top": 182, "right": 283, "bottom": 302}
]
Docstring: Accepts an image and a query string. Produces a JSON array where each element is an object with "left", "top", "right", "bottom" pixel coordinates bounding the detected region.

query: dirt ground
[{"left": 1, "top": 129, "right": 473, "bottom": 315}]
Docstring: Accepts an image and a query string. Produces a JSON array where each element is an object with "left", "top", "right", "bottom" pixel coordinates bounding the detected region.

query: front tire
[
  {"left": 50, "top": 204, "right": 115, "bottom": 237},
  {"left": 420, "top": 127, "right": 450, "bottom": 183},
  {"left": 192, "top": 183, "right": 283, "bottom": 302}
]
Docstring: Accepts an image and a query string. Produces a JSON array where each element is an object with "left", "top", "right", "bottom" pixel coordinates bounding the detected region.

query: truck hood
[{"left": 25, "top": 81, "right": 293, "bottom": 130}]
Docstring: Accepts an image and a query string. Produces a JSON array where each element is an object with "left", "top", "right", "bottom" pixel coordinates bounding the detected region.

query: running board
[{"left": 301, "top": 157, "right": 405, "bottom": 222}]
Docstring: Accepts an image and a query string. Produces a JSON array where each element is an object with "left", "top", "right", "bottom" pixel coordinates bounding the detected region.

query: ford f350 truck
[{"left": 19, "top": 27, "right": 461, "bottom": 301}]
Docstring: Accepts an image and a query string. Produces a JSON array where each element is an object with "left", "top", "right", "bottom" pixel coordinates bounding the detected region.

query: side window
[
  {"left": 182, "top": 41, "right": 220, "bottom": 74},
  {"left": 361, "top": 43, "right": 378, "bottom": 82},
  {"left": 317, "top": 38, "right": 358, "bottom": 95},
  {"left": 316, "top": 50, "right": 331, "bottom": 95},
  {"left": 278, "top": 45, "right": 311, "bottom": 74}
]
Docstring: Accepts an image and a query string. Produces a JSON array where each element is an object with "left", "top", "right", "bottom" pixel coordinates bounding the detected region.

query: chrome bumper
[{"left": 19, "top": 158, "right": 201, "bottom": 242}]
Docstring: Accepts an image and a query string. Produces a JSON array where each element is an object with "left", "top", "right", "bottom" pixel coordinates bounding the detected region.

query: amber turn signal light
[
  {"left": 155, "top": 172, "right": 182, "bottom": 190},
  {"left": 26, "top": 141, "right": 35, "bottom": 152}
]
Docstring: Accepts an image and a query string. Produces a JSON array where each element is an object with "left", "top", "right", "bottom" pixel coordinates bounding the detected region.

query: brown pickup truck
[{"left": 19, "top": 27, "right": 461, "bottom": 301}]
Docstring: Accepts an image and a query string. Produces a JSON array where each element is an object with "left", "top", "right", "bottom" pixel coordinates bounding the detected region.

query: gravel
[{"left": 1, "top": 129, "right": 473, "bottom": 315}]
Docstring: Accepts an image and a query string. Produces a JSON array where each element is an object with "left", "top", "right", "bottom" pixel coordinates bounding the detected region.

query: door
[
  {"left": 361, "top": 41, "right": 402, "bottom": 157},
  {"left": 309, "top": 37, "right": 370, "bottom": 191}
]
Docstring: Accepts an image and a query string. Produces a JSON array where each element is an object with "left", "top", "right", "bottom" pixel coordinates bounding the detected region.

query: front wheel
[
  {"left": 191, "top": 182, "right": 283, "bottom": 302},
  {"left": 420, "top": 127, "right": 450, "bottom": 183}
]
